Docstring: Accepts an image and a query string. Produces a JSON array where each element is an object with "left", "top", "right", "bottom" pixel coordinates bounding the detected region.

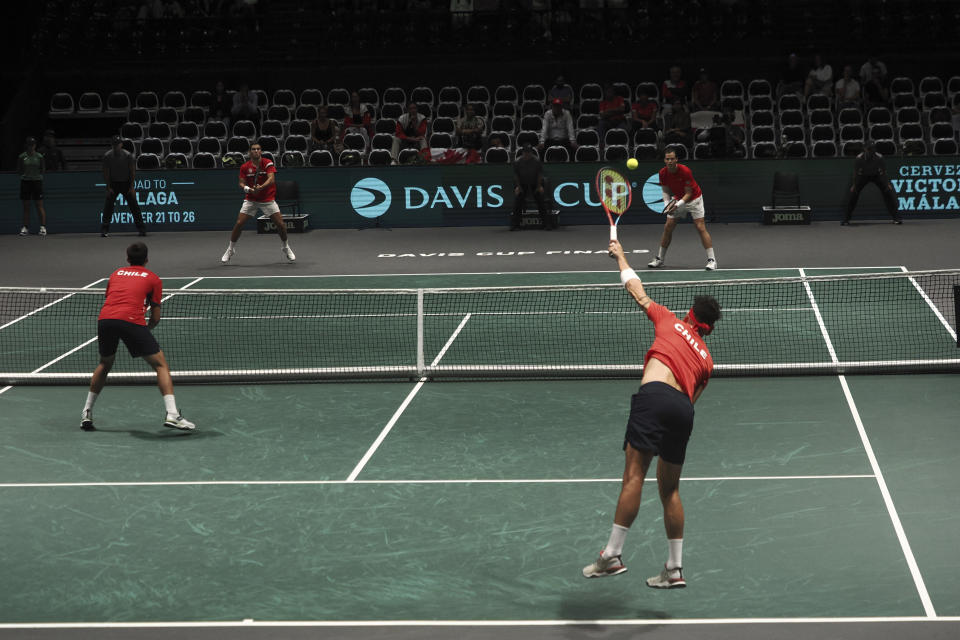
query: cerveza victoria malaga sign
[{"left": 891, "top": 162, "right": 960, "bottom": 212}]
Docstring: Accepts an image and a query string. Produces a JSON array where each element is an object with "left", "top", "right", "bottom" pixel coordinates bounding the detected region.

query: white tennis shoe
[
  {"left": 646, "top": 565, "right": 686, "bottom": 589},
  {"left": 648, "top": 257, "right": 664, "bottom": 268},
  {"left": 20, "top": 226, "right": 28, "bottom": 236},
  {"left": 283, "top": 245, "right": 296, "bottom": 262},
  {"left": 582, "top": 552, "right": 628, "bottom": 578},
  {"left": 80, "top": 410, "right": 95, "bottom": 431},
  {"left": 39, "top": 226, "right": 47, "bottom": 236},
  {"left": 705, "top": 258, "right": 717, "bottom": 271},
  {"left": 163, "top": 414, "right": 196, "bottom": 431},
  {"left": 221, "top": 247, "right": 234, "bottom": 263}
]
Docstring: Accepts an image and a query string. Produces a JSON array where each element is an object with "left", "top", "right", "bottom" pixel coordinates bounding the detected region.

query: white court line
[
  {"left": 799, "top": 268, "right": 936, "bottom": 618},
  {"left": 0, "top": 278, "right": 105, "bottom": 397},
  {"left": 900, "top": 265, "right": 957, "bottom": 341},
  {"left": 2, "top": 616, "right": 958, "bottom": 629},
  {"left": 345, "top": 313, "right": 473, "bottom": 482},
  {"left": 170, "top": 266, "right": 905, "bottom": 280},
  {"left": 0, "top": 278, "right": 202, "bottom": 396},
  {"left": 0, "top": 474, "right": 876, "bottom": 489}
]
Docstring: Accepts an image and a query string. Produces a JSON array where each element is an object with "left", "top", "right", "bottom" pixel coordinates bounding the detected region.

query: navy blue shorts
[
  {"left": 97, "top": 319, "right": 160, "bottom": 358},
  {"left": 623, "top": 381, "right": 695, "bottom": 465}
]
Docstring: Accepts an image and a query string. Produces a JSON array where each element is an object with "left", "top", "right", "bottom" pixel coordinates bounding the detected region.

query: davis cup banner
[{"left": 2, "top": 157, "right": 956, "bottom": 233}]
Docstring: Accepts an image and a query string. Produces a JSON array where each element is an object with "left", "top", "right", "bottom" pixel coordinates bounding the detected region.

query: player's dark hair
[
  {"left": 127, "top": 242, "right": 148, "bottom": 266},
  {"left": 692, "top": 295, "right": 721, "bottom": 329}
]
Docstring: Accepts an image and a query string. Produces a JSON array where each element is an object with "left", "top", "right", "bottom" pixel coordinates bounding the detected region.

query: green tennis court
[{"left": 0, "top": 269, "right": 958, "bottom": 630}]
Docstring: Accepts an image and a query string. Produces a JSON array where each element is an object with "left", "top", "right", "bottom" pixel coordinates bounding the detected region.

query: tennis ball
[{"left": 626, "top": 158, "right": 639, "bottom": 170}]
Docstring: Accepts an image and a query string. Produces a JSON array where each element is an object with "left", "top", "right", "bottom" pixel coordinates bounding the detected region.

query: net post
[
  {"left": 416, "top": 288, "right": 425, "bottom": 377},
  {"left": 954, "top": 285, "right": 960, "bottom": 348}
]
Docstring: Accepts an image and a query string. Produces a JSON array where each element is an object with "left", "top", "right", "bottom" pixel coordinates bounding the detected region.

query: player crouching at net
[
  {"left": 81, "top": 242, "right": 195, "bottom": 431},
  {"left": 221, "top": 143, "right": 296, "bottom": 264},
  {"left": 583, "top": 238, "right": 720, "bottom": 588},
  {"left": 648, "top": 147, "right": 717, "bottom": 271}
]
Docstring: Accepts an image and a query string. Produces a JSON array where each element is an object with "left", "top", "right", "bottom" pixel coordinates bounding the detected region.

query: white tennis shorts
[
  {"left": 240, "top": 199, "right": 281, "bottom": 217},
  {"left": 667, "top": 195, "right": 705, "bottom": 220}
]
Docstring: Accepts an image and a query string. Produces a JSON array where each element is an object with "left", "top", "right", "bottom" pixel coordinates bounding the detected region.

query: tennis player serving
[
  {"left": 648, "top": 147, "right": 717, "bottom": 270},
  {"left": 81, "top": 242, "right": 195, "bottom": 432},
  {"left": 582, "top": 238, "right": 720, "bottom": 589},
  {"left": 221, "top": 143, "right": 296, "bottom": 264}
]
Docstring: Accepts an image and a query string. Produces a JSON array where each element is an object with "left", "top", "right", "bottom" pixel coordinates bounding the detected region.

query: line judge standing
[{"left": 101, "top": 135, "right": 147, "bottom": 237}]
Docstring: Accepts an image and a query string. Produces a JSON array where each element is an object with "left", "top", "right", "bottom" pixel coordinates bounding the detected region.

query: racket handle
[{"left": 609, "top": 225, "right": 618, "bottom": 241}]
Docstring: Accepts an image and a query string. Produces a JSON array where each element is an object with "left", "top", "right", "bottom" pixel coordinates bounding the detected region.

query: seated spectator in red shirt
[
  {"left": 392, "top": 102, "right": 429, "bottom": 159},
  {"left": 690, "top": 68, "right": 719, "bottom": 112},
  {"left": 631, "top": 90, "right": 659, "bottom": 131},
  {"left": 661, "top": 65, "right": 689, "bottom": 118},
  {"left": 342, "top": 91, "right": 374, "bottom": 141},
  {"left": 598, "top": 85, "right": 628, "bottom": 144}
]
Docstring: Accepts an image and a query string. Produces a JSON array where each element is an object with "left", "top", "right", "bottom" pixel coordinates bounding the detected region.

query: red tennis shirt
[
  {"left": 98, "top": 266, "right": 163, "bottom": 325},
  {"left": 644, "top": 302, "right": 714, "bottom": 401},
  {"left": 659, "top": 164, "right": 702, "bottom": 200},
  {"left": 240, "top": 157, "right": 277, "bottom": 202}
]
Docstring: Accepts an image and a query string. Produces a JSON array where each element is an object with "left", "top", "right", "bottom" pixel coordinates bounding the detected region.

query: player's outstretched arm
[{"left": 608, "top": 240, "right": 652, "bottom": 309}]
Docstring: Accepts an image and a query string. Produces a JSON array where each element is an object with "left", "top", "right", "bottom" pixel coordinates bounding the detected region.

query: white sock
[
  {"left": 163, "top": 394, "right": 178, "bottom": 417},
  {"left": 83, "top": 391, "right": 98, "bottom": 412},
  {"left": 602, "top": 524, "right": 630, "bottom": 559},
  {"left": 228, "top": 241, "right": 236, "bottom": 249},
  {"left": 280, "top": 240, "right": 289, "bottom": 248},
  {"left": 706, "top": 247, "right": 715, "bottom": 260},
  {"left": 667, "top": 538, "right": 683, "bottom": 570},
  {"left": 657, "top": 246, "right": 668, "bottom": 260}
]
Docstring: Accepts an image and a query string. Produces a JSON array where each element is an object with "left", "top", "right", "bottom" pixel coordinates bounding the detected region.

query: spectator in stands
[
  {"left": 835, "top": 65, "right": 861, "bottom": 110},
  {"left": 663, "top": 99, "right": 692, "bottom": 149},
  {"left": 662, "top": 65, "right": 689, "bottom": 104},
  {"left": 859, "top": 55, "right": 888, "bottom": 86},
  {"left": 231, "top": 83, "right": 259, "bottom": 125},
  {"left": 630, "top": 90, "right": 659, "bottom": 131},
  {"left": 487, "top": 132, "right": 508, "bottom": 150},
  {"left": 343, "top": 91, "right": 374, "bottom": 140},
  {"left": 538, "top": 98, "right": 576, "bottom": 156},
  {"left": 661, "top": 65, "right": 689, "bottom": 120},
  {"left": 862, "top": 67, "right": 889, "bottom": 110},
  {"left": 456, "top": 103, "right": 486, "bottom": 150},
  {"left": 101, "top": 136, "right": 147, "bottom": 237},
  {"left": 38, "top": 129, "right": 67, "bottom": 171},
  {"left": 311, "top": 105, "right": 341, "bottom": 154},
  {"left": 804, "top": 53, "right": 833, "bottom": 97},
  {"left": 690, "top": 68, "right": 719, "bottom": 112},
  {"left": 548, "top": 75, "right": 574, "bottom": 111},
  {"left": 778, "top": 53, "right": 806, "bottom": 97},
  {"left": 17, "top": 137, "right": 47, "bottom": 236},
  {"left": 598, "top": 84, "right": 628, "bottom": 145},
  {"left": 211, "top": 80, "right": 232, "bottom": 123},
  {"left": 392, "top": 102, "right": 429, "bottom": 159},
  {"left": 511, "top": 144, "right": 553, "bottom": 231}
]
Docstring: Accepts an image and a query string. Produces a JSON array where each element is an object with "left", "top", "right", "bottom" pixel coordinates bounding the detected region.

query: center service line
[{"left": 345, "top": 313, "right": 473, "bottom": 482}]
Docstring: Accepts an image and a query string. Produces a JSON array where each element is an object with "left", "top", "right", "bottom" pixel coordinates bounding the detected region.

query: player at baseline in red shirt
[
  {"left": 221, "top": 143, "right": 296, "bottom": 264},
  {"left": 648, "top": 147, "right": 717, "bottom": 270},
  {"left": 582, "top": 238, "right": 721, "bottom": 589},
  {"left": 81, "top": 242, "right": 195, "bottom": 431}
]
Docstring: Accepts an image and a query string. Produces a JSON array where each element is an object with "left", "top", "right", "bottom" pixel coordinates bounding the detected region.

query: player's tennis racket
[
  {"left": 595, "top": 167, "right": 632, "bottom": 241},
  {"left": 662, "top": 196, "right": 677, "bottom": 214}
]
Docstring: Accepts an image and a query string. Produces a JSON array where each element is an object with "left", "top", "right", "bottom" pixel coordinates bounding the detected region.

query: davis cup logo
[
  {"left": 641, "top": 173, "right": 664, "bottom": 213},
  {"left": 351, "top": 177, "right": 392, "bottom": 218}
]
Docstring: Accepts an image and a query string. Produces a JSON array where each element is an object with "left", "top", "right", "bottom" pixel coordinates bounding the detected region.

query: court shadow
[
  {"left": 557, "top": 590, "right": 671, "bottom": 623},
  {"left": 94, "top": 428, "right": 224, "bottom": 440}
]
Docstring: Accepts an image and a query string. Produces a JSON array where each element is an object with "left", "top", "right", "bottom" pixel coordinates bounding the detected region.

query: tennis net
[{"left": 1, "top": 270, "right": 958, "bottom": 384}]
